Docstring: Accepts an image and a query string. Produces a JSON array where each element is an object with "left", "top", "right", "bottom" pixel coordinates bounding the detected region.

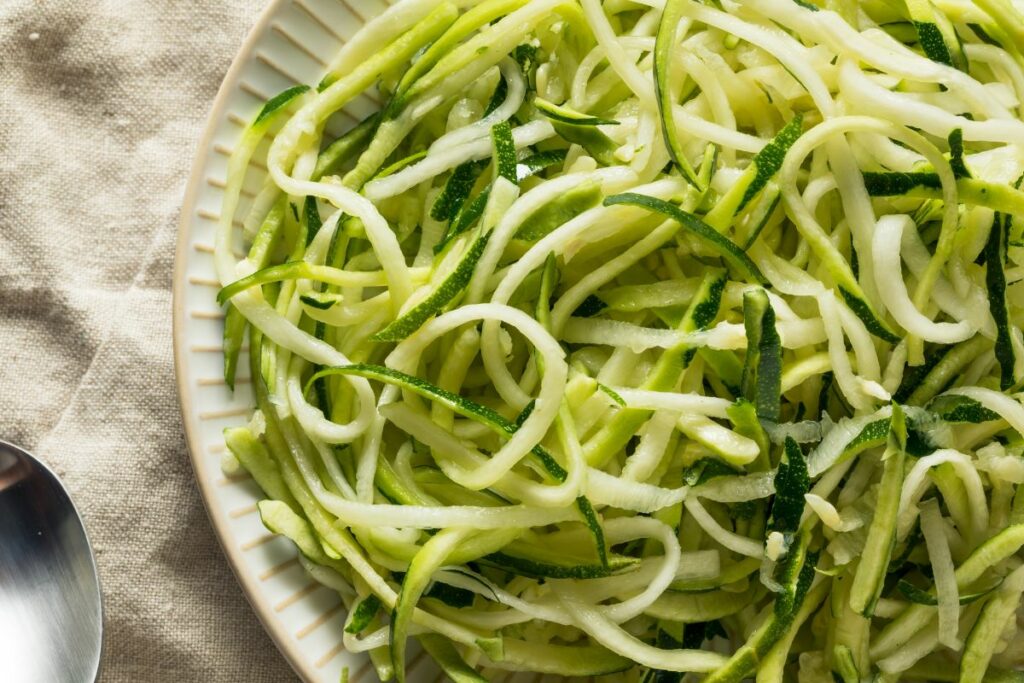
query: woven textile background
[{"left": 0, "top": 1, "right": 299, "bottom": 680}]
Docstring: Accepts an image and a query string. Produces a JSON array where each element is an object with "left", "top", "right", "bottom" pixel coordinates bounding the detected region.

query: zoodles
[{"left": 214, "top": 0, "right": 1024, "bottom": 679}]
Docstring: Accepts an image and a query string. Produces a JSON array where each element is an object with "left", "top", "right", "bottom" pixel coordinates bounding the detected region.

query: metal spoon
[{"left": 0, "top": 439, "right": 103, "bottom": 682}]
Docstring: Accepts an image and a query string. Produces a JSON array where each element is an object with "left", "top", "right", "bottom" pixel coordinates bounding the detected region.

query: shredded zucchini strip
[{"left": 213, "top": 0, "right": 1024, "bottom": 679}]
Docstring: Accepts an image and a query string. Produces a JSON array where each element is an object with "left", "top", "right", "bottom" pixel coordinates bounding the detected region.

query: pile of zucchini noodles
[{"left": 213, "top": 0, "right": 1024, "bottom": 679}]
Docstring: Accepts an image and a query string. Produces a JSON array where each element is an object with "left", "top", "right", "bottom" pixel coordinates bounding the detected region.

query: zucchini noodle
[{"left": 212, "top": 0, "right": 1024, "bottom": 679}]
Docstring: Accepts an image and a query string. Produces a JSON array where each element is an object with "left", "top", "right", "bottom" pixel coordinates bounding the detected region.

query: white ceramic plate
[{"left": 172, "top": 1, "right": 440, "bottom": 681}]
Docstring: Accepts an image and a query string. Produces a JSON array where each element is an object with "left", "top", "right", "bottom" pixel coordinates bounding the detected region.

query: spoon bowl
[{"left": 0, "top": 440, "right": 103, "bottom": 683}]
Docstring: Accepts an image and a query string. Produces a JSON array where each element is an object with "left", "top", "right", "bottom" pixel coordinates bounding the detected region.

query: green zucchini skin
[{"left": 654, "top": 0, "right": 702, "bottom": 187}]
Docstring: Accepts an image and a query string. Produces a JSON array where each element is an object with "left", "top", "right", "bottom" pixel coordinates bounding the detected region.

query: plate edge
[{"left": 170, "top": 1, "right": 328, "bottom": 682}]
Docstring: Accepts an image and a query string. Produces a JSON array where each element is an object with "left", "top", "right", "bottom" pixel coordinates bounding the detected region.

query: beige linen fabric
[{"left": 0, "top": 1, "right": 299, "bottom": 680}]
